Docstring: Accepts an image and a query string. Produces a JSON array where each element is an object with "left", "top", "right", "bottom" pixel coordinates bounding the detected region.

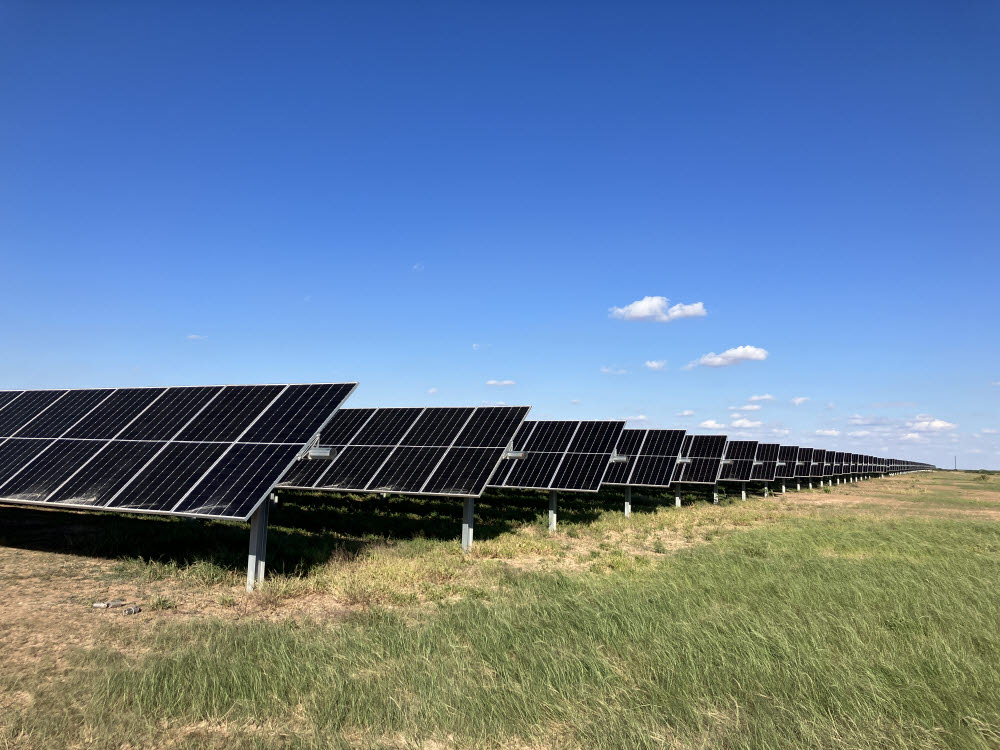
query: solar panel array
[
  {"left": 279, "top": 406, "right": 530, "bottom": 498},
  {"left": 0, "top": 384, "right": 357, "bottom": 520},
  {"left": 604, "top": 429, "right": 686, "bottom": 488},
  {"left": 490, "top": 420, "right": 626, "bottom": 492}
]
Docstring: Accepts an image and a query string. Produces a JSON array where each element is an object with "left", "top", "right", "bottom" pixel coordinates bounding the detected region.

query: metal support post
[
  {"left": 462, "top": 496, "right": 475, "bottom": 553},
  {"left": 549, "top": 490, "right": 558, "bottom": 531},
  {"left": 781, "top": 482, "right": 786, "bottom": 494},
  {"left": 246, "top": 495, "right": 272, "bottom": 592},
  {"left": 624, "top": 486, "right": 631, "bottom": 517},
  {"left": 675, "top": 491, "right": 681, "bottom": 508},
  {"left": 712, "top": 486, "right": 719, "bottom": 505},
  {"left": 741, "top": 483, "right": 747, "bottom": 501},
  {"left": 764, "top": 483, "right": 769, "bottom": 498}
]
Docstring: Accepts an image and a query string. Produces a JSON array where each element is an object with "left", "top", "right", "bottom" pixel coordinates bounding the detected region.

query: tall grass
[{"left": 6, "top": 513, "right": 1000, "bottom": 749}]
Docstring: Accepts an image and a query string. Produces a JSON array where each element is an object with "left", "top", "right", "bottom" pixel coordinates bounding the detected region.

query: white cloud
[
  {"left": 728, "top": 404, "right": 761, "bottom": 411},
  {"left": 748, "top": 394, "right": 775, "bottom": 402},
  {"left": 481, "top": 400, "right": 507, "bottom": 406},
  {"left": 791, "top": 397, "right": 810, "bottom": 406},
  {"left": 427, "top": 387, "right": 438, "bottom": 394},
  {"left": 676, "top": 409, "right": 695, "bottom": 417},
  {"left": 644, "top": 360, "right": 667, "bottom": 371},
  {"left": 908, "top": 415, "right": 957, "bottom": 432},
  {"left": 700, "top": 419, "right": 726, "bottom": 429},
  {"left": 848, "top": 414, "right": 893, "bottom": 426},
  {"left": 186, "top": 334, "right": 207, "bottom": 340},
  {"left": 901, "top": 433, "right": 924, "bottom": 442},
  {"left": 848, "top": 430, "right": 872, "bottom": 437},
  {"left": 770, "top": 428, "right": 791, "bottom": 436},
  {"left": 625, "top": 414, "right": 649, "bottom": 424},
  {"left": 825, "top": 402, "right": 836, "bottom": 410},
  {"left": 486, "top": 379, "right": 515, "bottom": 387},
  {"left": 731, "top": 418, "right": 762, "bottom": 428},
  {"left": 981, "top": 428, "right": 998, "bottom": 434},
  {"left": 412, "top": 262, "right": 425, "bottom": 272},
  {"left": 815, "top": 429, "right": 840, "bottom": 437},
  {"left": 993, "top": 382, "right": 1000, "bottom": 386},
  {"left": 570, "top": 399, "right": 581, "bottom": 405},
  {"left": 472, "top": 343, "right": 480, "bottom": 350},
  {"left": 600, "top": 366, "right": 627, "bottom": 375},
  {"left": 686, "top": 345, "right": 768, "bottom": 369},
  {"left": 609, "top": 296, "right": 707, "bottom": 323}
]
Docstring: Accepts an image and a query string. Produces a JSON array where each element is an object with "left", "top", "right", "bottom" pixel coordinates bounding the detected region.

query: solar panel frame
[
  {"left": 489, "top": 419, "right": 626, "bottom": 493},
  {"left": 0, "top": 383, "right": 357, "bottom": 521},
  {"left": 603, "top": 429, "right": 686, "bottom": 488},
  {"left": 670, "top": 434, "right": 728, "bottom": 484}
]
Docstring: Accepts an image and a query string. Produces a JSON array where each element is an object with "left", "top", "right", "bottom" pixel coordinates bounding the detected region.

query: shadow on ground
[{"left": 0, "top": 483, "right": 733, "bottom": 576}]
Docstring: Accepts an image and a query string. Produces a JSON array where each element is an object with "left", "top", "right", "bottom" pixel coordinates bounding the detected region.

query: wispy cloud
[
  {"left": 481, "top": 400, "right": 507, "bottom": 406},
  {"left": 748, "top": 394, "right": 774, "bottom": 402},
  {"left": 815, "top": 429, "right": 840, "bottom": 437},
  {"left": 676, "top": 409, "right": 695, "bottom": 417},
  {"left": 472, "top": 343, "right": 480, "bottom": 350},
  {"left": 901, "top": 433, "right": 924, "bottom": 442},
  {"left": 791, "top": 396, "right": 810, "bottom": 406},
  {"left": 729, "top": 404, "right": 761, "bottom": 411},
  {"left": 609, "top": 296, "right": 706, "bottom": 323},
  {"left": 731, "top": 418, "right": 761, "bottom": 428},
  {"left": 625, "top": 414, "right": 649, "bottom": 424},
  {"left": 600, "top": 366, "right": 627, "bottom": 375},
  {"left": 411, "top": 262, "right": 425, "bottom": 272},
  {"left": 570, "top": 399, "right": 581, "bottom": 405},
  {"left": 848, "top": 430, "right": 872, "bottom": 437},
  {"left": 644, "top": 360, "right": 667, "bottom": 371},
  {"left": 848, "top": 414, "right": 893, "bottom": 426},
  {"left": 686, "top": 345, "right": 768, "bottom": 369},
  {"left": 981, "top": 428, "right": 998, "bottom": 435},
  {"left": 427, "top": 387, "right": 438, "bottom": 394},
  {"left": 700, "top": 419, "right": 726, "bottom": 429},
  {"left": 186, "top": 334, "right": 208, "bottom": 341},
  {"left": 485, "top": 379, "right": 515, "bottom": 387}
]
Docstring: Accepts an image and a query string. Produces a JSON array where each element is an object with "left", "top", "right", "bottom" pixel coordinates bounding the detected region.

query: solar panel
[
  {"left": 0, "top": 383, "right": 357, "bottom": 521},
  {"left": 776, "top": 445, "right": 799, "bottom": 479},
  {"left": 280, "top": 406, "right": 530, "bottom": 497},
  {"left": 796, "top": 448, "right": 815, "bottom": 478},
  {"left": 750, "top": 443, "right": 780, "bottom": 481},
  {"left": 604, "top": 429, "right": 686, "bottom": 488},
  {"left": 490, "top": 420, "right": 626, "bottom": 492},
  {"left": 719, "top": 440, "right": 758, "bottom": 481},
  {"left": 810, "top": 449, "right": 827, "bottom": 477},
  {"left": 671, "top": 434, "right": 727, "bottom": 484}
]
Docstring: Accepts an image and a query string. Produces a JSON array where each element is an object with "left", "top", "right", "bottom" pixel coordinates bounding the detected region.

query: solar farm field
[{"left": 2, "top": 471, "right": 1000, "bottom": 749}]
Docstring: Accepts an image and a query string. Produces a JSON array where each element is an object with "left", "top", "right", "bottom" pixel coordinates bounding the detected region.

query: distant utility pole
[{"left": 954, "top": 456, "right": 957, "bottom": 471}]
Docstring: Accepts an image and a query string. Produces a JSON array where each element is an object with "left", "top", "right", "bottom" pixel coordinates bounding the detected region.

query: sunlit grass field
[{"left": 2, "top": 471, "right": 999, "bottom": 748}]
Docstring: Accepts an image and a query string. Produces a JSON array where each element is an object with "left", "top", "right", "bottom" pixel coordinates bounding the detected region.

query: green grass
[{"left": 3, "top": 472, "right": 1000, "bottom": 749}]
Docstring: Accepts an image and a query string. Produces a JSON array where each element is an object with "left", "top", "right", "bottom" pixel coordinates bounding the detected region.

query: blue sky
[{"left": 1, "top": 1, "right": 998, "bottom": 468}]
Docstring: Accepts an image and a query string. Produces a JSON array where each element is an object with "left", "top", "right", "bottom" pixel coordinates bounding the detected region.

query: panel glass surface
[
  {"left": 13, "top": 389, "right": 114, "bottom": 438},
  {"left": 47, "top": 441, "right": 164, "bottom": 507},
  {"left": 61, "top": 388, "right": 164, "bottom": 440},
  {"left": 422, "top": 447, "right": 506, "bottom": 495},
  {"left": 0, "top": 439, "right": 107, "bottom": 501},
  {"left": 0, "top": 390, "right": 68, "bottom": 437}
]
